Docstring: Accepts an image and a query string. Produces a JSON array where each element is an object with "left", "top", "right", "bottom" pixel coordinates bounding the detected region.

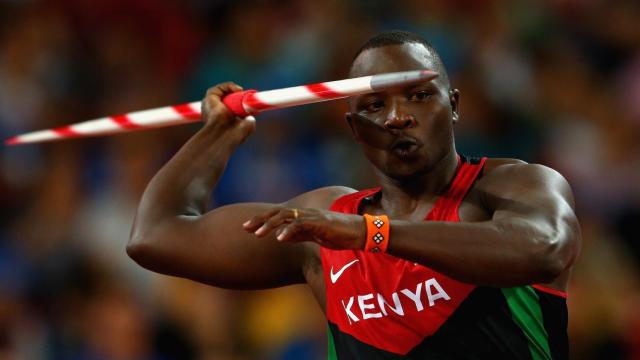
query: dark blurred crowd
[{"left": 1, "top": 0, "right": 639, "bottom": 359}]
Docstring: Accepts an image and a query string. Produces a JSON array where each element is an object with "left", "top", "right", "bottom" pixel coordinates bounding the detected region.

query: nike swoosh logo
[{"left": 330, "top": 259, "right": 359, "bottom": 284}]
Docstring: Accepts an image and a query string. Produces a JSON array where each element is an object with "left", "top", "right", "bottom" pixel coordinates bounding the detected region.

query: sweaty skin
[{"left": 127, "top": 43, "right": 580, "bottom": 312}]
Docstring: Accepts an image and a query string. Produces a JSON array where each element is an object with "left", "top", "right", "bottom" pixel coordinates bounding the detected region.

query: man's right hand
[{"left": 201, "top": 82, "right": 256, "bottom": 143}]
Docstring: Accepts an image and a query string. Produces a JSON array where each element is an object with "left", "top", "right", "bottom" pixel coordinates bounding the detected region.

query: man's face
[{"left": 347, "top": 43, "right": 459, "bottom": 181}]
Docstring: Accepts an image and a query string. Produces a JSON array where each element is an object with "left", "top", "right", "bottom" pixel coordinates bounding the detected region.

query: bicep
[
  {"left": 143, "top": 202, "right": 308, "bottom": 289},
  {"left": 134, "top": 186, "right": 356, "bottom": 290},
  {"left": 486, "top": 164, "right": 580, "bottom": 256},
  {"left": 489, "top": 165, "right": 575, "bottom": 222}
]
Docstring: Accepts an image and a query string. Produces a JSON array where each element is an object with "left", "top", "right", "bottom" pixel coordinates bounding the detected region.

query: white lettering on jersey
[
  {"left": 342, "top": 297, "right": 359, "bottom": 324},
  {"left": 339, "top": 278, "right": 451, "bottom": 323},
  {"left": 377, "top": 292, "right": 404, "bottom": 316},
  {"left": 400, "top": 282, "right": 424, "bottom": 312},
  {"left": 358, "top": 294, "right": 383, "bottom": 319},
  {"left": 425, "top": 277, "right": 451, "bottom": 306}
]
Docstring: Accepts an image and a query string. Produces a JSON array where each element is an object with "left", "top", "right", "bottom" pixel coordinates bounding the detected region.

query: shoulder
[
  {"left": 480, "top": 158, "right": 569, "bottom": 186},
  {"left": 477, "top": 158, "right": 575, "bottom": 207},
  {"left": 482, "top": 158, "right": 564, "bottom": 181},
  {"left": 284, "top": 186, "right": 358, "bottom": 209}
]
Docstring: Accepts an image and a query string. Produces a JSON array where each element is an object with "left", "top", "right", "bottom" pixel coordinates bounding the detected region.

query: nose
[{"left": 383, "top": 100, "right": 416, "bottom": 130}]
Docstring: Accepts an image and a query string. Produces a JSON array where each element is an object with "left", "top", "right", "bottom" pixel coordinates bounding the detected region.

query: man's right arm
[
  {"left": 128, "top": 198, "right": 344, "bottom": 289},
  {"left": 126, "top": 82, "right": 353, "bottom": 289}
]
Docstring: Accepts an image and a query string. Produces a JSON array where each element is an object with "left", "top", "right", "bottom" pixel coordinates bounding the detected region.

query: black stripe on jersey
[{"left": 535, "top": 289, "right": 569, "bottom": 359}]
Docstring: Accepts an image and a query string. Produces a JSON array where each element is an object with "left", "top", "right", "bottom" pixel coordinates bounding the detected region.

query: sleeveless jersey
[{"left": 320, "top": 155, "right": 568, "bottom": 359}]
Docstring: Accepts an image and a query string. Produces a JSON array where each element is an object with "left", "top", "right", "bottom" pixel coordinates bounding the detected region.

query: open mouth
[{"left": 390, "top": 137, "right": 421, "bottom": 157}]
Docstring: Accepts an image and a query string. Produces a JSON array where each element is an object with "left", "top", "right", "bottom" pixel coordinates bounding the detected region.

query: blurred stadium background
[{"left": 1, "top": 0, "right": 639, "bottom": 359}]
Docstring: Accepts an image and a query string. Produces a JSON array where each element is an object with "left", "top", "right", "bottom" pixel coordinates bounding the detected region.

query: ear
[
  {"left": 449, "top": 89, "right": 460, "bottom": 125},
  {"left": 345, "top": 112, "right": 362, "bottom": 142}
]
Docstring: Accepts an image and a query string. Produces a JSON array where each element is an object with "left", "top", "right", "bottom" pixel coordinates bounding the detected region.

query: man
[{"left": 127, "top": 31, "right": 580, "bottom": 359}]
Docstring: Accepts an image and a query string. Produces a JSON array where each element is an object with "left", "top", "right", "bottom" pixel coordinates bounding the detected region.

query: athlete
[{"left": 127, "top": 31, "right": 580, "bottom": 359}]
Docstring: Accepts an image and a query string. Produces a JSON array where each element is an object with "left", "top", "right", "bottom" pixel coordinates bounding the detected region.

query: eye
[
  {"left": 409, "top": 91, "right": 432, "bottom": 102},
  {"left": 362, "top": 100, "right": 384, "bottom": 113}
]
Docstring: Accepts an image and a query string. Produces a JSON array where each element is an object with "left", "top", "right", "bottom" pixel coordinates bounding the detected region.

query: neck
[{"left": 376, "top": 149, "right": 459, "bottom": 217}]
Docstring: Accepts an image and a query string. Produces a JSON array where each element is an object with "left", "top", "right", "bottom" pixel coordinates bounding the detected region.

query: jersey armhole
[
  {"left": 329, "top": 187, "right": 381, "bottom": 213},
  {"left": 532, "top": 284, "right": 568, "bottom": 298}
]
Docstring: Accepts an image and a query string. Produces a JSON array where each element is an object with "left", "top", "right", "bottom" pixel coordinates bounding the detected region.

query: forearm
[
  {"left": 128, "top": 121, "right": 249, "bottom": 267},
  {"left": 140, "top": 123, "right": 241, "bottom": 220},
  {"left": 387, "top": 219, "right": 569, "bottom": 287}
]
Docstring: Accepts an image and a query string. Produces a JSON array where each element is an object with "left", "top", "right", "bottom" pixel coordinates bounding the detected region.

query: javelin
[{"left": 5, "top": 70, "right": 437, "bottom": 145}]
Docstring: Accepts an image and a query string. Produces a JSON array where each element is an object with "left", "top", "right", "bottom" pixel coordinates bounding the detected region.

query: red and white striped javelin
[{"left": 5, "top": 70, "right": 437, "bottom": 145}]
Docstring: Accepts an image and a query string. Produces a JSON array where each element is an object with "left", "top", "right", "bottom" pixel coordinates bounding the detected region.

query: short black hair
[{"left": 351, "top": 30, "right": 450, "bottom": 86}]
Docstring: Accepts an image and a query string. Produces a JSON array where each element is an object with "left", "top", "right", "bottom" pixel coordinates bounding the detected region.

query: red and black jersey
[{"left": 320, "top": 155, "right": 568, "bottom": 359}]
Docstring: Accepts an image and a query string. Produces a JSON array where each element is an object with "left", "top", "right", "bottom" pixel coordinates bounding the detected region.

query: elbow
[
  {"left": 126, "top": 235, "right": 164, "bottom": 273},
  {"left": 535, "top": 258, "right": 564, "bottom": 284},
  {"left": 529, "top": 236, "right": 570, "bottom": 283},
  {"left": 127, "top": 218, "right": 182, "bottom": 273},
  {"left": 126, "top": 236, "right": 146, "bottom": 264},
  {"left": 126, "top": 224, "right": 159, "bottom": 269},
  {"left": 126, "top": 233, "right": 150, "bottom": 266},
  {"left": 127, "top": 213, "right": 161, "bottom": 266}
]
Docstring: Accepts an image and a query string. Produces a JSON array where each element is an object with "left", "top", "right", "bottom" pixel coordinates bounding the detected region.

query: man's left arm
[
  {"left": 244, "top": 163, "right": 581, "bottom": 288},
  {"left": 387, "top": 163, "right": 581, "bottom": 287}
]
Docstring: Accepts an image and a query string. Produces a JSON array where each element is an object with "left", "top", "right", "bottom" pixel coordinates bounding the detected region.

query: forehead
[{"left": 350, "top": 43, "right": 438, "bottom": 78}]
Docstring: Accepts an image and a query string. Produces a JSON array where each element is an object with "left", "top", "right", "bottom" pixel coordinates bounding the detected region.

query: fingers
[
  {"left": 206, "top": 82, "right": 243, "bottom": 99},
  {"left": 201, "top": 82, "right": 256, "bottom": 137},
  {"left": 242, "top": 207, "right": 282, "bottom": 234},
  {"left": 202, "top": 82, "right": 244, "bottom": 118},
  {"left": 243, "top": 207, "right": 302, "bottom": 238},
  {"left": 273, "top": 222, "right": 307, "bottom": 242},
  {"left": 243, "top": 208, "right": 362, "bottom": 249}
]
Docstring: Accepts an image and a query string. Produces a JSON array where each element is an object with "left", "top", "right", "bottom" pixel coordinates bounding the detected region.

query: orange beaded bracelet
[{"left": 363, "top": 214, "right": 390, "bottom": 253}]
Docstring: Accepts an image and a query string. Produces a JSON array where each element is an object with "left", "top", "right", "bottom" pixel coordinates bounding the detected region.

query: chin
[{"left": 382, "top": 159, "right": 432, "bottom": 181}]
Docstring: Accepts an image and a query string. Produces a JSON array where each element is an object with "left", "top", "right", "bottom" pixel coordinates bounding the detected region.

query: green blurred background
[{"left": 1, "top": 0, "right": 639, "bottom": 359}]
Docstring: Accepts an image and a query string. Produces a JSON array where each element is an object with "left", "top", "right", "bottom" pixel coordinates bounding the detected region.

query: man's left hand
[{"left": 242, "top": 207, "right": 366, "bottom": 250}]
